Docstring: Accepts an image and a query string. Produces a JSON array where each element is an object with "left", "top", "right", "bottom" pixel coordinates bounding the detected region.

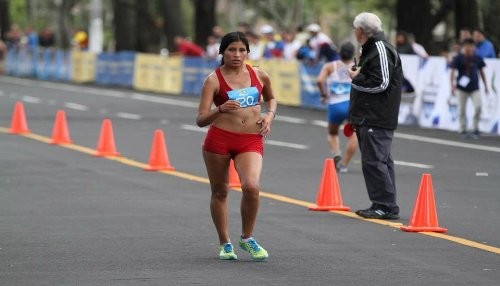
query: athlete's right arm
[
  {"left": 196, "top": 73, "right": 221, "bottom": 127},
  {"left": 316, "top": 62, "right": 333, "bottom": 102}
]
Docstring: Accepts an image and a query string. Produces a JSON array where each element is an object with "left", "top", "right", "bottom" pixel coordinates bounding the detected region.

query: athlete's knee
[
  {"left": 241, "top": 181, "right": 260, "bottom": 196},
  {"left": 329, "top": 129, "right": 339, "bottom": 136},
  {"left": 329, "top": 124, "right": 340, "bottom": 135},
  {"left": 211, "top": 183, "right": 229, "bottom": 200}
]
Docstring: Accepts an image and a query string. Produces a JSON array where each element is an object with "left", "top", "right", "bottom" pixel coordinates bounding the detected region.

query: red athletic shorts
[{"left": 203, "top": 125, "right": 264, "bottom": 157}]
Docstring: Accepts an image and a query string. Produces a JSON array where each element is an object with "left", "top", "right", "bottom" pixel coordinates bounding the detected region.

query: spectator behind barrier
[
  {"left": 307, "top": 23, "right": 338, "bottom": 62},
  {"left": 174, "top": 36, "right": 205, "bottom": 57},
  {"left": 472, "top": 29, "right": 496, "bottom": 58}
]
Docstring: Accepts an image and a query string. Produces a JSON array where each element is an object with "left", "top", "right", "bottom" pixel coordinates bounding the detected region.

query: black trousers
[{"left": 356, "top": 126, "right": 399, "bottom": 213}]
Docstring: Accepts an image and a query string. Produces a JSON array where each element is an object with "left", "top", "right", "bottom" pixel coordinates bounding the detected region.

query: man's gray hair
[{"left": 353, "top": 12, "right": 382, "bottom": 38}]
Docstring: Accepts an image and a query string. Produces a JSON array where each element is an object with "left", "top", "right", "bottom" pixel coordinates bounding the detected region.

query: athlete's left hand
[{"left": 257, "top": 114, "right": 272, "bottom": 136}]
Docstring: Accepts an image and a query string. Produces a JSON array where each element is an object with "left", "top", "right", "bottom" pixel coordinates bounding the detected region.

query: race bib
[
  {"left": 227, "top": 86, "right": 260, "bottom": 108},
  {"left": 458, "top": 75, "right": 470, "bottom": 88},
  {"left": 330, "top": 82, "right": 351, "bottom": 95}
]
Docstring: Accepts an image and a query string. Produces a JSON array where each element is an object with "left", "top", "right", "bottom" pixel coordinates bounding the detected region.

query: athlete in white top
[{"left": 316, "top": 42, "right": 358, "bottom": 173}]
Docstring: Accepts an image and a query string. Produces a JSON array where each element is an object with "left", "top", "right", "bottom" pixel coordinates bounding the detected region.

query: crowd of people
[
  {"left": 0, "top": 23, "right": 93, "bottom": 54},
  {"left": 174, "top": 22, "right": 340, "bottom": 65},
  {"left": 1, "top": 24, "right": 55, "bottom": 51}
]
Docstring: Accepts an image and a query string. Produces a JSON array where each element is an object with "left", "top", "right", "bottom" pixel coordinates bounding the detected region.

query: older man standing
[{"left": 348, "top": 12, "right": 403, "bottom": 219}]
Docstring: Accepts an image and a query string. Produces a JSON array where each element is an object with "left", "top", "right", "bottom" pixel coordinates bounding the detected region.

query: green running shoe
[
  {"left": 239, "top": 237, "right": 268, "bottom": 261},
  {"left": 219, "top": 243, "right": 238, "bottom": 260}
]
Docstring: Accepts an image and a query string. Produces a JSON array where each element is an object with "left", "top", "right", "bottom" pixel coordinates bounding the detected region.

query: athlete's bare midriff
[{"left": 212, "top": 105, "right": 263, "bottom": 134}]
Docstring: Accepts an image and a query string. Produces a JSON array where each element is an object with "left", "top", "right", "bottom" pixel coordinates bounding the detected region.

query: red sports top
[{"left": 213, "top": 64, "right": 263, "bottom": 107}]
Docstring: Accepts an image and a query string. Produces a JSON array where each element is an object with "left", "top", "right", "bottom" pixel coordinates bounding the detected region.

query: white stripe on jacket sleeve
[{"left": 351, "top": 41, "right": 390, "bottom": 93}]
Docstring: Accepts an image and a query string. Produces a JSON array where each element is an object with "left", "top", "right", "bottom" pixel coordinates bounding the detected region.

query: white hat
[
  {"left": 307, "top": 23, "right": 321, "bottom": 32},
  {"left": 260, "top": 24, "right": 274, "bottom": 34}
]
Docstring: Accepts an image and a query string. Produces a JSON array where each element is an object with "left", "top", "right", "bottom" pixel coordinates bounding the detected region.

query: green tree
[
  {"left": 193, "top": 0, "right": 216, "bottom": 47},
  {"left": 55, "top": 0, "right": 80, "bottom": 49},
  {"left": 0, "top": 0, "right": 9, "bottom": 40},
  {"left": 162, "top": 0, "right": 186, "bottom": 52},
  {"left": 112, "top": 0, "right": 162, "bottom": 52}
]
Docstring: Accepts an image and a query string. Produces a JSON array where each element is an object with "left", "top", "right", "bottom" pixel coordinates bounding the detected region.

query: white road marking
[
  {"left": 116, "top": 112, "right": 142, "bottom": 120},
  {"left": 131, "top": 93, "right": 199, "bottom": 108},
  {"left": 181, "top": 124, "right": 207, "bottom": 133},
  {"left": 275, "top": 115, "right": 307, "bottom": 124},
  {"left": 64, "top": 102, "right": 89, "bottom": 111},
  {"left": 311, "top": 119, "right": 328, "bottom": 127},
  {"left": 394, "top": 160, "right": 433, "bottom": 169},
  {"left": 395, "top": 132, "right": 500, "bottom": 153},
  {"left": 39, "top": 82, "right": 126, "bottom": 98},
  {"left": 265, "top": 139, "right": 309, "bottom": 150},
  {"left": 22, "top": 95, "right": 41, "bottom": 104}
]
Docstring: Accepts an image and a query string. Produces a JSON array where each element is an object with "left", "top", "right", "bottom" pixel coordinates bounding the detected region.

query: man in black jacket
[{"left": 348, "top": 12, "right": 403, "bottom": 219}]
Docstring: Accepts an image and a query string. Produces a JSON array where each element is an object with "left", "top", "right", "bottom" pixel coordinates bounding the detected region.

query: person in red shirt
[{"left": 174, "top": 36, "right": 205, "bottom": 57}]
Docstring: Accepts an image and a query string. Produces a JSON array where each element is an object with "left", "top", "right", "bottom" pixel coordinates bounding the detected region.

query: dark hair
[
  {"left": 339, "top": 42, "right": 355, "bottom": 61},
  {"left": 472, "top": 28, "right": 484, "bottom": 35},
  {"left": 219, "top": 32, "right": 250, "bottom": 65},
  {"left": 462, "top": 38, "right": 475, "bottom": 45}
]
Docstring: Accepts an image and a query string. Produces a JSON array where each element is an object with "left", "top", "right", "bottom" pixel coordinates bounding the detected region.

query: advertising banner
[{"left": 71, "top": 50, "right": 96, "bottom": 83}]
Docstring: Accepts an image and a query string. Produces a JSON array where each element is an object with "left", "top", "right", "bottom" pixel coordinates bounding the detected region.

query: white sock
[{"left": 241, "top": 236, "right": 253, "bottom": 242}]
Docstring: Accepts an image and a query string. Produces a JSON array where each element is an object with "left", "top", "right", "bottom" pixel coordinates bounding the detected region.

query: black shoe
[
  {"left": 471, "top": 130, "right": 480, "bottom": 140},
  {"left": 333, "top": 155, "right": 342, "bottom": 171},
  {"left": 355, "top": 207, "right": 400, "bottom": 220},
  {"left": 459, "top": 131, "right": 469, "bottom": 140}
]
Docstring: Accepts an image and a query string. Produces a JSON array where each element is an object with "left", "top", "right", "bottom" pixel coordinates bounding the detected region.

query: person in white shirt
[
  {"left": 245, "top": 30, "right": 263, "bottom": 61},
  {"left": 281, "top": 30, "right": 302, "bottom": 60},
  {"left": 307, "top": 23, "right": 338, "bottom": 62},
  {"left": 206, "top": 35, "right": 221, "bottom": 61}
]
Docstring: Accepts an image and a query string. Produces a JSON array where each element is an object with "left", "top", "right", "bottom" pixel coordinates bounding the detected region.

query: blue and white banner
[
  {"left": 401, "top": 55, "right": 499, "bottom": 134},
  {"left": 299, "top": 63, "right": 323, "bottom": 109}
]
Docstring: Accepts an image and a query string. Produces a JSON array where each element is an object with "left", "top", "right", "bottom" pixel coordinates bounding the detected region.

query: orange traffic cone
[
  {"left": 94, "top": 119, "right": 120, "bottom": 157},
  {"left": 144, "top": 129, "right": 175, "bottom": 171},
  {"left": 229, "top": 159, "right": 241, "bottom": 188},
  {"left": 309, "top": 158, "right": 350, "bottom": 211},
  {"left": 9, "top": 101, "right": 30, "bottom": 134},
  {"left": 50, "top": 110, "right": 72, "bottom": 144},
  {"left": 401, "top": 173, "right": 447, "bottom": 233}
]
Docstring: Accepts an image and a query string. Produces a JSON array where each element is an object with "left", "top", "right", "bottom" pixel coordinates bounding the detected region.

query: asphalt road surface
[{"left": 1, "top": 76, "right": 499, "bottom": 285}]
